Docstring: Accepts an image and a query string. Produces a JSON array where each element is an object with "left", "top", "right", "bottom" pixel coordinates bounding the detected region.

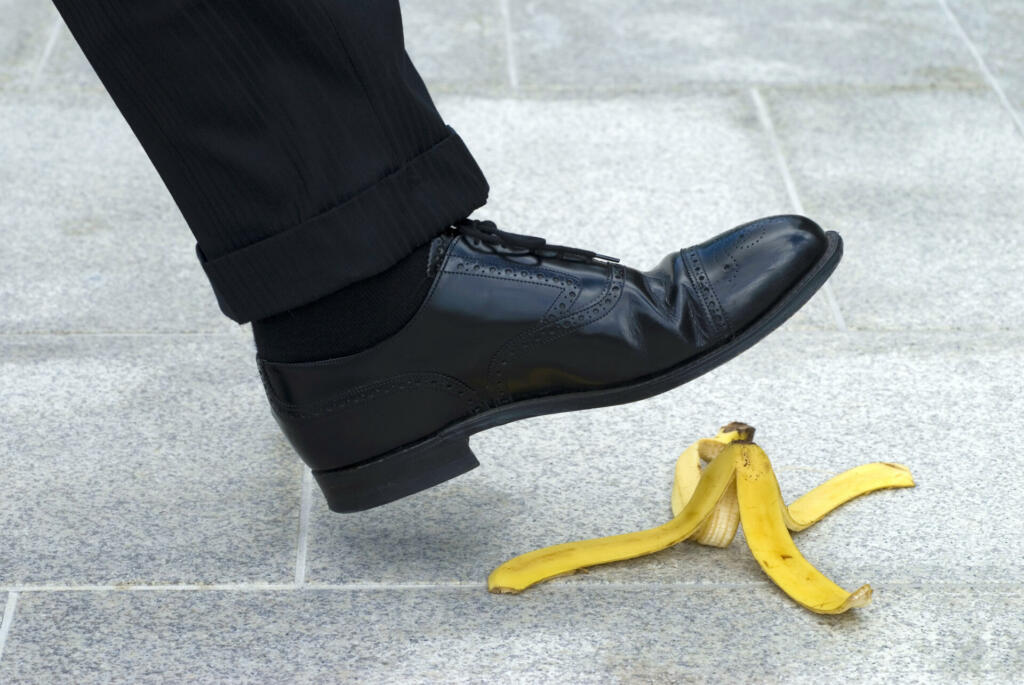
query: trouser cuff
[{"left": 197, "top": 128, "right": 488, "bottom": 323}]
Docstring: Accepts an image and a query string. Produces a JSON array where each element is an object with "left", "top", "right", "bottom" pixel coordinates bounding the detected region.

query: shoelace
[{"left": 454, "top": 219, "right": 619, "bottom": 263}]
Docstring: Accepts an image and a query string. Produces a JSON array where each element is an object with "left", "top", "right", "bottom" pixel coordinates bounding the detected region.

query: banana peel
[{"left": 488, "top": 423, "right": 915, "bottom": 614}]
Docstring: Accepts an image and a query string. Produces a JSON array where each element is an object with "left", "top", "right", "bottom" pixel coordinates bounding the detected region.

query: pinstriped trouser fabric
[{"left": 52, "top": 0, "right": 489, "bottom": 322}]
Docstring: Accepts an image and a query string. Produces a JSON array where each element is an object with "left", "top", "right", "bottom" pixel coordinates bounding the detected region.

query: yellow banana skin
[
  {"left": 784, "top": 462, "right": 915, "bottom": 531},
  {"left": 488, "top": 444, "right": 738, "bottom": 594},
  {"left": 735, "top": 441, "right": 872, "bottom": 614},
  {"left": 488, "top": 424, "right": 915, "bottom": 614}
]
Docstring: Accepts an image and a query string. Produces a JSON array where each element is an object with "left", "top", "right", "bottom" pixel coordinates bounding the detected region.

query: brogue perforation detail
[
  {"left": 489, "top": 265, "right": 626, "bottom": 405},
  {"left": 427, "top": 235, "right": 453, "bottom": 277},
  {"left": 734, "top": 219, "right": 771, "bottom": 253},
  {"left": 722, "top": 218, "right": 771, "bottom": 288},
  {"left": 486, "top": 270, "right": 583, "bottom": 404},
  {"left": 683, "top": 247, "right": 731, "bottom": 340},
  {"left": 447, "top": 255, "right": 581, "bottom": 292}
]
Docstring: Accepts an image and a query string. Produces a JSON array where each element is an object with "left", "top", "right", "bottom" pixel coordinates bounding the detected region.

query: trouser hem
[{"left": 198, "top": 128, "right": 488, "bottom": 323}]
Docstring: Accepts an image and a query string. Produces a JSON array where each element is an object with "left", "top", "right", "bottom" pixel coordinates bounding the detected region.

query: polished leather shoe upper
[
  {"left": 683, "top": 214, "right": 827, "bottom": 336},
  {"left": 259, "top": 215, "right": 827, "bottom": 471}
]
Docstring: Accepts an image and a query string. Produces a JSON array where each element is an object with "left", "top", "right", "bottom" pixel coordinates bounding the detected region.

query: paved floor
[{"left": 2, "top": 1, "right": 1023, "bottom": 682}]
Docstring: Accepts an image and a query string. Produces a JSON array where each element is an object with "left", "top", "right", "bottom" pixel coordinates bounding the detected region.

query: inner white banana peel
[
  {"left": 673, "top": 427, "right": 751, "bottom": 548},
  {"left": 488, "top": 423, "right": 916, "bottom": 615}
]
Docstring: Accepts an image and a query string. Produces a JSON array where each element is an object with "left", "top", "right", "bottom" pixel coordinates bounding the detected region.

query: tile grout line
[
  {"left": 497, "top": 0, "right": 520, "bottom": 92},
  {"left": 1, "top": 581, "right": 1020, "bottom": 594},
  {"left": 0, "top": 592, "right": 18, "bottom": 664},
  {"left": 293, "top": 467, "right": 314, "bottom": 585},
  {"left": 1, "top": 583, "right": 475, "bottom": 593},
  {"left": 28, "top": 14, "right": 63, "bottom": 92},
  {"left": 0, "top": 331, "right": 241, "bottom": 338},
  {"left": 937, "top": 0, "right": 1024, "bottom": 139},
  {"left": 749, "top": 87, "right": 848, "bottom": 331}
]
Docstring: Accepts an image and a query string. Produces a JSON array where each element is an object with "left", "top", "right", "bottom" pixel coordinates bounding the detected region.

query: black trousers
[{"left": 52, "top": 0, "right": 489, "bottom": 323}]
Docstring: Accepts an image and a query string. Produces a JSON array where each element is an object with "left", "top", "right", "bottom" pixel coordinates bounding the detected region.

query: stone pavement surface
[{"left": 1, "top": 0, "right": 1023, "bottom": 682}]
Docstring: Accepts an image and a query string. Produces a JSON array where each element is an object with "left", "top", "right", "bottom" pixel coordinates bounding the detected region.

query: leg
[
  {"left": 55, "top": 0, "right": 842, "bottom": 511},
  {"left": 52, "top": 0, "right": 488, "bottom": 323}
]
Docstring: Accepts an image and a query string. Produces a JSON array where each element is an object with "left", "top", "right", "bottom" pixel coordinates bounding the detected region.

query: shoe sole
[{"left": 315, "top": 232, "right": 844, "bottom": 512}]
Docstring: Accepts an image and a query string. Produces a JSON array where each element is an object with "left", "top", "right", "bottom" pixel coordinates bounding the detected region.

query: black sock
[{"left": 252, "top": 237, "right": 445, "bottom": 362}]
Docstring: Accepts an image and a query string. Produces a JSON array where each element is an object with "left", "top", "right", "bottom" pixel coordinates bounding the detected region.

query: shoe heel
[{"left": 312, "top": 436, "right": 479, "bottom": 513}]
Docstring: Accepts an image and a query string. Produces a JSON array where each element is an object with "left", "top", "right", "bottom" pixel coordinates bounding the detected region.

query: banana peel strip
[
  {"left": 487, "top": 445, "right": 737, "bottom": 594},
  {"left": 784, "top": 462, "right": 915, "bottom": 531},
  {"left": 735, "top": 442, "right": 873, "bottom": 614},
  {"left": 489, "top": 424, "right": 916, "bottom": 614}
]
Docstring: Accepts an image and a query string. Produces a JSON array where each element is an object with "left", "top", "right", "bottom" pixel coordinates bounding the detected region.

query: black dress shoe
[{"left": 259, "top": 216, "right": 842, "bottom": 512}]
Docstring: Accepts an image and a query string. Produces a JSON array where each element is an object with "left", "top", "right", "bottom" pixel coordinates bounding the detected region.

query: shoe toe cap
[{"left": 691, "top": 215, "right": 828, "bottom": 336}]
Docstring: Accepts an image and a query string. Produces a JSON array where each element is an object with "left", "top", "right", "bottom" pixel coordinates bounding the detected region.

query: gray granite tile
[
  {"left": 443, "top": 94, "right": 837, "bottom": 327},
  {"left": 1, "top": 585, "right": 1021, "bottom": 682},
  {"left": 401, "top": 0, "right": 510, "bottom": 94},
  {"left": 948, "top": 0, "right": 1024, "bottom": 115},
  {"left": 762, "top": 87, "right": 1024, "bottom": 330},
  {"left": 307, "top": 330, "right": 1024, "bottom": 589},
  {"left": 0, "top": 592, "right": 8, "bottom": 657},
  {"left": 0, "top": 334, "right": 300, "bottom": 584},
  {"left": 0, "top": 0, "right": 57, "bottom": 92},
  {"left": 509, "top": 0, "right": 983, "bottom": 93},
  {"left": 0, "top": 102, "right": 233, "bottom": 333}
]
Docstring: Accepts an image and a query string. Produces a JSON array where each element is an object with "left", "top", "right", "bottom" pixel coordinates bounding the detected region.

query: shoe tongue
[{"left": 427, "top": 233, "right": 454, "bottom": 277}]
